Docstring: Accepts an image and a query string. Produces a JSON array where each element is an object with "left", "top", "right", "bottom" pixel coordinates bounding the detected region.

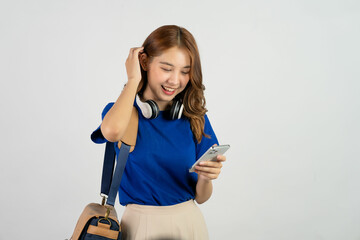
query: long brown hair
[{"left": 138, "top": 25, "right": 209, "bottom": 143}]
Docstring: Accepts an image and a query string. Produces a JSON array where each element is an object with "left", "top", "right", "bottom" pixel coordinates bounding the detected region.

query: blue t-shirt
[{"left": 91, "top": 101, "right": 219, "bottom": 206}]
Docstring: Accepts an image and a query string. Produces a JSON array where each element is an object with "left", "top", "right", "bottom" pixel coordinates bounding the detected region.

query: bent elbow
[
  {"left": 195, "top": 196, "right": 210, "bottom": 205},
  {"left": 100, "top": 124, "right": 124, "bottom": 142},
  {"left": 195, "top": 199, "right": 205, "bottom": 205}
]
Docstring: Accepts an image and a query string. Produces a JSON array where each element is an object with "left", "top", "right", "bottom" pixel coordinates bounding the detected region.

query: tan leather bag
[
  {"left": 70, "top": 107, "right": 138, "bottom": 240},
  {"left": 71, "top": 203, "right": 120, "bottom": 240}
]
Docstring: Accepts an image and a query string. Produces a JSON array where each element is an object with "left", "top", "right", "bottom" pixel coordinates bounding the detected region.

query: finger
[
  {"left": 216, "top": 155, "right": 226, "bottom": 162},
  {"left": 129, "top": 47, "right": 144, "bottom": 55},
  {"left": 196, "top": 170, "right": 219, "bottom": 180},
  {"left": 199, "top": 161, "right": 223, "bottom": 168},
  {"left": 195, "top": 165, "right": 221, "bottom": 174},
  {"left": 132, "top": 47, "right": 144, "bottom": 52}
]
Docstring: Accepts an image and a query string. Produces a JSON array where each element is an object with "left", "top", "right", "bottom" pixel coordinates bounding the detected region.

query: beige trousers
[{"left": 120, "top": 199, "right": 209, "bottom": 240}]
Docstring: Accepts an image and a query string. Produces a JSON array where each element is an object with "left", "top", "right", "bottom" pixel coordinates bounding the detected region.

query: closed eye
[{"left": 161, "top": 68, "right": 190, "bottom": 75}]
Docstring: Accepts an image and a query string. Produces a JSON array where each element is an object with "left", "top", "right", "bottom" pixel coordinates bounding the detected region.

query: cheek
[
  {"left": 148, "top": 68, "right": 164, "bottom": 81},
  {"left": 181, "top": 78, "right": 190, "bottom": 88}
]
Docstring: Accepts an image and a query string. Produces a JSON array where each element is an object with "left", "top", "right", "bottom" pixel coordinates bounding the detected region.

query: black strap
[
  {"left": 100, "top": 142, "right": 116, "bottom": 196},
  {"left": 100, "top": 142, "right": 131, "bottom": 206}
]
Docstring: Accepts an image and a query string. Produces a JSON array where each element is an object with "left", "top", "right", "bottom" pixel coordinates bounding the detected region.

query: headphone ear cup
[
  {"left": 170, "top": 100, "right": 184, "bottom": 120},
  {"left": 146, "top": 100, "right": 160, "bottom": 119},
  {"left": 136, "top": 94, "right": 160, "bottom": 119}
]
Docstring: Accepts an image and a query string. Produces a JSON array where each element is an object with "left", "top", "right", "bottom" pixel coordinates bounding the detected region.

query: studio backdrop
[{"left": 0, "top": 0, "right": 359, "bottom": 239}]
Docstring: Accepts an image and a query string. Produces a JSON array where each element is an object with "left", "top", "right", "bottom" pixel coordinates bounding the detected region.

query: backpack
[{"left": 70, "top": 107, "right": 138, "bottom": 240}]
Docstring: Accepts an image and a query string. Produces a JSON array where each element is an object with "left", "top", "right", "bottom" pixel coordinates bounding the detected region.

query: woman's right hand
[{"left": 125, "top": 47, "right": 144, "bottom": 83}]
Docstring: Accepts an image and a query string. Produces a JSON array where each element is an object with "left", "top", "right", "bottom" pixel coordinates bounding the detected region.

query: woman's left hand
[{"left": 195, "top": 154, "right": 226, "bottom": 181}]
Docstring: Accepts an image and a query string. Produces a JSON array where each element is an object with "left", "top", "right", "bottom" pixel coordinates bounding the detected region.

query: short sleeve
[
  {"left": 90, "top": 102, "right": 115, "bottom": 144},
  {"left": 195, "top": 114, "right": 219, "bottom": 159}
]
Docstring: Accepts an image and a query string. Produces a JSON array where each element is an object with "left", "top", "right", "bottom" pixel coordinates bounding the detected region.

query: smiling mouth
[{"left": 161, "top": 85, "right": 175, "bottom": 92}]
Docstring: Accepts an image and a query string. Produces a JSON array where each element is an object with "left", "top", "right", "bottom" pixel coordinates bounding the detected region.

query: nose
[{"left": 167, "top": 71, "right": 181, "bottom": 86}]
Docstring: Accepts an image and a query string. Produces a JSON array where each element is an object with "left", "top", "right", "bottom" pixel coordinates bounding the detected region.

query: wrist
[
  {"left": 127, "top": 77, "right": 141, "bottom": 85},
  {"left": 125, "top": 79, "right": 140, "bottom": 91},
  {"left": 198, "top": 175, "right": 212, "bottom": 184}
]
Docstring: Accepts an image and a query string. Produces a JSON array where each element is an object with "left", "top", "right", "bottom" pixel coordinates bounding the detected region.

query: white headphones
[{"left": 135, "top": 94, "right": 184, "bottom": 120}]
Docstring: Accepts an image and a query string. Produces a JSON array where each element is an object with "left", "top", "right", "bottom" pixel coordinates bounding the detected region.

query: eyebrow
[{"left": 159, "top": 61, "right": 190, "bottom": 69}]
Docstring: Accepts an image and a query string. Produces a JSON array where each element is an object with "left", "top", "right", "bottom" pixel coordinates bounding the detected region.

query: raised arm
[{"left": 101, "top": 47, "right": 144, "bottom": 142}]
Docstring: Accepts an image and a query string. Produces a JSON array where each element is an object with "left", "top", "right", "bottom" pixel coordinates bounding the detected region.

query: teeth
[{"left": 163, "top": 86, "right": 175, "bottom": 92}]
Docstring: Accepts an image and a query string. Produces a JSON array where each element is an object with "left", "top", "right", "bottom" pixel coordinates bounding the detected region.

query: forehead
[{"left": 153, "top": 47, "right": 190, "bottom": 67}]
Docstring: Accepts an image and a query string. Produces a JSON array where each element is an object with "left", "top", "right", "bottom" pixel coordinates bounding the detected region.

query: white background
[{"left": 0, "top": 0, "right": 359, "bottom": 239}]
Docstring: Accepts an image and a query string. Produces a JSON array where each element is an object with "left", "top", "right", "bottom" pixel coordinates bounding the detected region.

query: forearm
[
  {"left": 100, "top": 79, "right": 139, "bottom": 142},
  {"left": 195, "top": 177, "right": 213, "bottom": 204}
]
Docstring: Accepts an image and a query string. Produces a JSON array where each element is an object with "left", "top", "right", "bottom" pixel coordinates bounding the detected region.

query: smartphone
[{"left": 189, "top": 144, "right": 230, "bottom": 173}]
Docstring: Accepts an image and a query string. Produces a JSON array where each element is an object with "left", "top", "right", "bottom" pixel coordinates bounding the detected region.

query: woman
[{"left": 91, "top": 25, "right": 226, "bottom": 240}]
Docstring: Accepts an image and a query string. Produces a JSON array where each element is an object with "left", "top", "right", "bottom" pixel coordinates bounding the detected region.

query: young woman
[{"left": 91, "top": 25, "right": 226, "bottom": 240}]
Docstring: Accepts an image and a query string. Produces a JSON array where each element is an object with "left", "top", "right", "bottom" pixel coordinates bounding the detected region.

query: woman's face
[{"left": 142, "top": 46, "right": 191, "bottom": 110}]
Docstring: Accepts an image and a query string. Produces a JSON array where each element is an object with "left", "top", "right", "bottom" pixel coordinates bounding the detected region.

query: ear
[{"left": 139, "top": 53, "right": 149, "bottom": 71}]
